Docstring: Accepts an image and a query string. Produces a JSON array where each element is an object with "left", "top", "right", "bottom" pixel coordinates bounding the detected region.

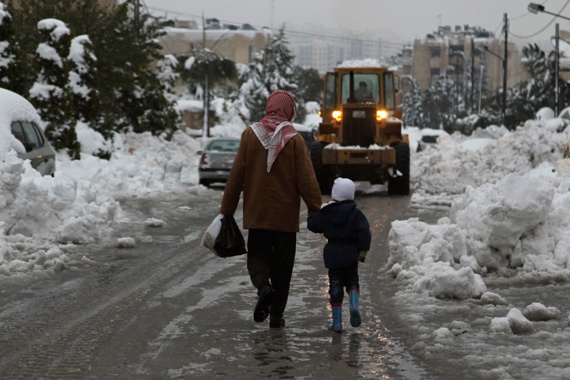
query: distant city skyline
[{"left": 143, "top": 0, "right": 570, "bottom": 50}]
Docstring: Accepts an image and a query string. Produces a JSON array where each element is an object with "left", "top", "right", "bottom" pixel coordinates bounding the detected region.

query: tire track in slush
[
  {"left": 0, "top": 189, "right": 223, "bottom": 379},
  {"left": 0, "top": 229, "right": 209, "bottom": 379}
]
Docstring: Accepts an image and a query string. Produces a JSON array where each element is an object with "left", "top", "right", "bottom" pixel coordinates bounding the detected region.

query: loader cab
[
  {"left": 320, "top": 68, "right": 401, "bottom": 143},
  {"left": 323, "top": 70, "right": 397, "bottom": 106},
  {"left": 344, "top": 74, "right": 379, "bottom": 104},
  {"left": 312, "top": 64, "right": 410, "bottom": 196}
]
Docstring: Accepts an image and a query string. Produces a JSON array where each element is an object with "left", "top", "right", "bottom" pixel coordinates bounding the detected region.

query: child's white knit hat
[{"left": 331, "top": 177, "right": 355, "bottom": 201}]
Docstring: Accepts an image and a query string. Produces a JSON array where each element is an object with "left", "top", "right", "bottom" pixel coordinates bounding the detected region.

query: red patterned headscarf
[{"left": 251, "top": 90, "right": 298, "bottom": 172}]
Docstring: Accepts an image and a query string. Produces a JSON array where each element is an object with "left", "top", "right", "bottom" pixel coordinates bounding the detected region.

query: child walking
[{"left": 307, "top": 177, "right": 371, "bottom": 333}]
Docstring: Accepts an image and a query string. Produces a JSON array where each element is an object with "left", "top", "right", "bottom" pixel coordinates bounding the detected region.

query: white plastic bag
[{"left": 201, "top": 214, "right": 223, "bottom": 253}]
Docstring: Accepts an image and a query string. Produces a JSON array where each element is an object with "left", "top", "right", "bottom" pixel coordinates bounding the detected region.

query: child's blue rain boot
[
  {"left": 349, "top": 288, "right": 361, "bottom": 327},
  {"left": 328, "top": 305, "right": 342, "bottom": 333}
]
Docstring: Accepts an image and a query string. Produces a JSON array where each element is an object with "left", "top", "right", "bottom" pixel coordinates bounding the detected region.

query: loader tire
[
  {"left": 388, "top": 142, "right": 410, "bottom": 196},
  {"left": 309, "top": 141, "right": 332, "bottom": 195}
]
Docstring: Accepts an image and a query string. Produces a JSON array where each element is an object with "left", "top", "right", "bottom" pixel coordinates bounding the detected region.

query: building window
[
  {"left": 430, "top": 49, "right": 441, "bottom": 58},
  {"left": 430, "top": 68, "right": 440, "bottom": 77}
]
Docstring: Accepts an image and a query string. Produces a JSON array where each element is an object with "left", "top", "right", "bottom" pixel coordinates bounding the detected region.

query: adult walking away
[
  {"left": 307, "top": 177, "right": 371, "bottom": 333},
  {"left": 220, "top": 90, "right": 322, "bottom": 328}
]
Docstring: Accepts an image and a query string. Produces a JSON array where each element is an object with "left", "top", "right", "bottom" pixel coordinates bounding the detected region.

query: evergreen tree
[
  {"left": 232, "top": 26, "right": 302, "bottom": 124},
  {"left": 179, "top": 47, "right": 237, "bottom": 137},
  {"left": 293, "top": 65, "right": 322, "bottom": 123},
  {"left": 422, "top": 75, "right": 456, "bottom": 131},
  {"left": 9, "top": 0, "right": 179, "bottom": 140},
  {"left": 265, "top": 25, "right": 302, "bottom": 121},
  {"left": 266, "top": 25, "right": 297, "bottom": 94},
  {"left": 0, "top": 2, "right": 21, "bottom": 92},
  {"left": 30, "top": 18, "right": 80, "bottom": 159},
  {"left": 401, "top": 78, "right": 424, "bottom": 127},
  {"left": 293, "top": 66, "right": 322, "bottom": 103},
  {"left": 500, "top": 43, "right": 570, "bottom": 128},
  {"left": 157, "top": 54, "right": 179, "bottom": 103},
  {"left": 235, "top": 49, "right": 269, "bottom": 123},
  {"left": 68, "top": 35, "right": 98, "bottom": 124}
]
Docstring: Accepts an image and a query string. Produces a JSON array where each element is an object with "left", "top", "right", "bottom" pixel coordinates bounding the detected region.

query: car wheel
[{"left": 309, "top": 141, "right": 332, "bottom": 195}]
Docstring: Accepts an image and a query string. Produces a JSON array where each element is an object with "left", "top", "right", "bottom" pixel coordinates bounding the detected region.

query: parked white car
[
  {"left": 0, "top": 88, "right": 56, "bottom": 176},
  {"left": 416, "top": 128, "right": 449, "bottom": 152}
]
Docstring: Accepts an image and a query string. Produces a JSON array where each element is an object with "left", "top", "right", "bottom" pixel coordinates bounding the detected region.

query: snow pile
[
  {"left": 0, "top": 128, "right": 202, "bottom": 277},
  {"left": 411, "top": 121, "right": 569, "bottom": 195},
  {"left": 390, "top": 121, "right": 570, "bottom": 301}
]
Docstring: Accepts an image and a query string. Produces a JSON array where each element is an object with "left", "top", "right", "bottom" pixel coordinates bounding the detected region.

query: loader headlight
[
  {"left": 332, "top": 110, "right": 342, "bottom": 122},
  {"left": 376, "top": 110, "right": 388, "bottom": 121}
]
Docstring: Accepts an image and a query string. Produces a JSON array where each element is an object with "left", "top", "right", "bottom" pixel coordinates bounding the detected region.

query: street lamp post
[
  {"left": 528, "top": 3, "right": 570, "bottom": 21},
  {"left": 528, "top": 3, "right": 570, "bottom": 116}
]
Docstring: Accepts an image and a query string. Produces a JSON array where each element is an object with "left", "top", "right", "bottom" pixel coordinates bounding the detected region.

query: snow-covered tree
[
  {"left": 0, "top": 2, "right": 18, "bottom": 91},
  {"left": 179, "top": 47, "right": 237, "bottom": 137},
  {"left": 266, "top": 25, "right": 297, "bottom": 94},
  {"left": 157, "top": 54, "right": 179, "bottom": 103},
  {"left": 422, "top": 75, "right": 456, "bottom": 131},
  {"left": 501, "top": 43, "right": 570, "bottom": 128},
  {"left": 68, "top": 35, "right": 98, "bottom": 125},
  {"left": 233, "top": 50, "right": 269, "bottom": 124},
  {"left": 232, "top": 25, "right": 303, "bottom": 124},
  {"left": 30, "top": 18, "right": 80, "bottom": 159},
  {"left": 401, "top": 77, "right": 424, "bottom": 128}
]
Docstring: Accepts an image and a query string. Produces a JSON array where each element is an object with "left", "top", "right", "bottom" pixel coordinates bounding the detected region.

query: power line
[
  {"left": 144, "top": 5, "right": 407, "bottom": 51},
  {"left": 509, "top": 0, "right": 570, "bottom": 39}
]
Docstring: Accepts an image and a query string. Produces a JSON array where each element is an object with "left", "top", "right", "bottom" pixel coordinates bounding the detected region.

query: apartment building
[
  {"left": 158, "top": 19, "right": 272, "bottom": 65},
  {"left": 411, "top": 25, "right": 522, "bottom": 96}
]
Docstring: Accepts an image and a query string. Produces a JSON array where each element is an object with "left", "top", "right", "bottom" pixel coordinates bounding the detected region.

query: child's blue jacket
[{"left": 307, "top": 199, "right": 371, "bottom": 269}]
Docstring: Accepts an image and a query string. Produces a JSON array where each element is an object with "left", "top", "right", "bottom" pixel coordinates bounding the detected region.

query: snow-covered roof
[{"left": 162, "top": 27, "right": 269, "bottom": 41}]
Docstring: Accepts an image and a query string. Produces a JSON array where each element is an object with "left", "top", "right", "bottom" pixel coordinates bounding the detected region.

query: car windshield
[
  {"left": 207, "top": 140, "right": 239, "bottom": 152},
  {"left": 421, "top": 135, "right": 439, "bottom": 143}
]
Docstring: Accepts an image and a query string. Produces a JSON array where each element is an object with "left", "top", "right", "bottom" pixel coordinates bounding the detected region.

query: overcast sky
[{"left": 143, "top": 0, "right": 570, "bottom": 48}]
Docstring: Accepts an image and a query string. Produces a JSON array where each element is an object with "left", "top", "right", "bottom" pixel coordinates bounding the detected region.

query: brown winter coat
[{"left": 220, "top": 127, "right": 322, "bottom": 233}]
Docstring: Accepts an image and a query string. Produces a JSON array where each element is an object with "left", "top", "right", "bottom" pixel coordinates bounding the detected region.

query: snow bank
[
  {"left": 0, "top": 129, "right": 201, "bottom": 277},
  {"left": 390, "top": 122, "right": 570, "bottom": 300}
]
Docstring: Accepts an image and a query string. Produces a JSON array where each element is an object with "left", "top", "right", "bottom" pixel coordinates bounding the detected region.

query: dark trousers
[
  {"left": 247, "top": 229, "right": 297, "bottom": 318},
  {"left": 328, "top": 263, "right": 359, "bottom": 306}
]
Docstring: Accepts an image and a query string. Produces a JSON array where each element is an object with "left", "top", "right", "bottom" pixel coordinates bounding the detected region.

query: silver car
[
  {"left": 198, "top": 137, "right": 240, "bottom": 187},
  {"left": 0, "top": 88, "right": 56, "bottom": 176}
]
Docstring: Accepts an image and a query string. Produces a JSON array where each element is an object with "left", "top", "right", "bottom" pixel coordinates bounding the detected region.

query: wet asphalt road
[{"left": 0, "top": 185, "right": 437, "bottom": 379}]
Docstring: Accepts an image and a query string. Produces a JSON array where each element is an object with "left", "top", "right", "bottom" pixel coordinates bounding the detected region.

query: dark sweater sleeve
[
  {"left": 220, "top": 129, "right": 247, "bottom": 216},
  {"left": 355, "top": 210, "right": 371, "bottom": 251},
  {"left": 294, "top": 136, "right": 322, "bottom": 218}
]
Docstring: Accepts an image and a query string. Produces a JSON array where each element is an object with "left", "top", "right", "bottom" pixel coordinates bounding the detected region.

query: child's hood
[{"left": 321, "top": 200, "right": 357, "bottom": 225}]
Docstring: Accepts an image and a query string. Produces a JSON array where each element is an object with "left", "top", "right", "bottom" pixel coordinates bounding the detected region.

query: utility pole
[
  {"left": 554, "top": 23, "right": 560, "bottom": 117},
  {"left": 502, "top": 13, "right": 508, "bottom": 125},
  {"left": 471, "top": 38, "right": 475, "bottom": 114}
]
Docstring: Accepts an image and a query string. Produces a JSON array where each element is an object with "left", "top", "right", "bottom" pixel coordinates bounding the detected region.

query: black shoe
[
  {"left": 269, "top": 317, "right": 285, "bottom": 328},
  {"left": 254, "top": 286, "right": 276, "bottom": 323}
]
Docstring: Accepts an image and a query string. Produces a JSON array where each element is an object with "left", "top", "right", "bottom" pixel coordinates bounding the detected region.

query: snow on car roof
[
  {"left": 420, "top": 128, "right": 449, "bottom": 136},
  {"left": 0, "top": 88, "right": 42, "bottom": 126},
  {"left": 0, "top": 88, "right": 42, "bottom": 154}
]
